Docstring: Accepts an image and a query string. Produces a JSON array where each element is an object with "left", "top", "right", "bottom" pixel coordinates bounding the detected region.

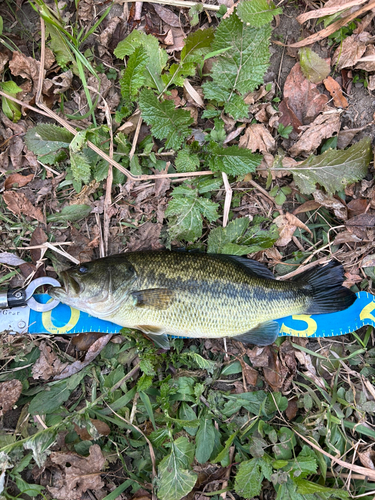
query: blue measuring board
[{"left": 27, "top": 292, "right": 375, "bottom": 339}]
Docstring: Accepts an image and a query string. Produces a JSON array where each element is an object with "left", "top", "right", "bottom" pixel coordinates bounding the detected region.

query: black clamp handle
[{"left": 0, "top": 289, "right": 27, "bottom": 309}]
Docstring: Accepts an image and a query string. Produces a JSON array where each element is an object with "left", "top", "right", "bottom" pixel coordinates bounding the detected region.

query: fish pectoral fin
[
  {"left": 131, "top": 289, "right": 175, "bottom": 310},
  {"left": 232, "top": 321, "right": 279, "bottom": 346},
  {"left": 137, "top": 325, "right": 170, "bottom": 350}
]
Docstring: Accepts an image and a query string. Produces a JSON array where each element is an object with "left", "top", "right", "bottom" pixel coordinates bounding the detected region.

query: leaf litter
[{"left": 1, "top": 0, "right": 375, "bottom": 499}]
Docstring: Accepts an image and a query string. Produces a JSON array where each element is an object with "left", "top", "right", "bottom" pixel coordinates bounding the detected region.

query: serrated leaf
[
  {"left": 166, "top": 188, "right": 219, "bottom": 242},
  {"left": 114, "top": 30, "right": 168, "bottom": 92},
  {"left": 180, "top": 352, "right": 216, "bottom": 374},
  {"left": 208, "top": 217, "right": 250, "bottom": 253},
  {"left": 299, "top": 47, "right": 330, "bottom": 83},
  {"left": 25, "top": 124, "right": 74, "bottom": 156},
  {"left": 157, "top": 437, "right": 197, "bottom": 500},
  {"left": 234, "top": 458, "right": 263, "bottom": 498},
  {"left": 175, "top": 148, "right": 200, "bottom": 172},
  {"left": 120, "top": 45, "right": 148, "bottom": 105},
  {"left": 195, "top": 418, "right": 216, "bottom": 464},
  {"left": 139, "top": 89, "right": 193, "bottom": 150},
  {"left": 70, "top": 152, "right": 92, "bottom": 184},
  {"left": 47, "top": 204, "right": 92, "bottom": 222},
  {"left": 289, "top": 137, "right": 372, "bottom": 195},
  {"left": 208, "top": 144, "right": 262, "bottom": 176},
  {"left": 237, "top": 0, "right": 282, "bottom": 27},
  {"left": 202, "top": 12, "right": 271, "bottom": 119}
]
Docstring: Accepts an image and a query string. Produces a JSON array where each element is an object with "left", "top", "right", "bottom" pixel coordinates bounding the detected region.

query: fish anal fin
[
  {"left": 132, "top": 289, "right": 175, "bottom": 310},
  {"left": 232, "top": 321, "right": 279, "bottom": 346},
  {"left": 137, "top": 325, "right": 170, "bottom": 350}
]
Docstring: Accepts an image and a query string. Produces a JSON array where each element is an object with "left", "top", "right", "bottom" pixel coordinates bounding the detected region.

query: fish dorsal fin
[
  {"left": 232, "top": 320, "right": 279, "bottom": 346},
  {"left": 132, "top": 289, "right": 175, "bottom": 310},
  {"left": 224, "top": 256, "right": 276, "bottom": 280},
  {"left": 137, "top": 325, "right": 170, "bottom": 349}
]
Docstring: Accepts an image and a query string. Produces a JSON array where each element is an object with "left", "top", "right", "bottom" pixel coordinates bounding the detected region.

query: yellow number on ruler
[
  {"left": 42, "top": 306, "right": 80, "bottom": 334},
  {"left": 279, "top": 315, "right": 317, "bottom": 337},
  {"left": 359, "top": 301, "right": 375, "bottom": 322}
]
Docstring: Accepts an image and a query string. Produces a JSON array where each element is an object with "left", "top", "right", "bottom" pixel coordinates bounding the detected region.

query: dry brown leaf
[
  {"left": 346, "top": 213, "right": 375, "bottom": 227},
  {"left": 54, "top": 335, "right": 113, "bottom": 380},
  {"left": 294, "top": 349, "right": 326, "bottom": 389},
  {"left": 8, "top": 51, "right": 40, "bottom": 91},
  {"left": 332, "top": 32, "right": 372, "bottom": 70},
  {"left": 285, "top": 397, "right": 298, "bottom": 420},
  {"left": 166, "top": 27, "right": 185, "bottom": 52},
  {"left": 333, "top": 230, "right": 362, "bottom": 244},
  {"left": 32, "top": 341, "right": 68, "bottom": 380},
  {"left": 262, "top": 346, "right": 288, "bottom": 392},
  {"left": 358, "top": 449, "right": 375, "bottom": 470},
  {"left": 239, "top": 124, "right": 276, "bottom": 153},
  {"left": 313, "top": 190, "right": 347, "bottom": 220},
  {"left": 323, "top": 76, "right": 348, "bottom": 108},
  {"left": 4, "top": 173, "right": 34, "bottom": 190},
  {"left": 287, "top": 0, "right": 375, "bottom": 48},
  {"left": 337, "top": 124, "right": 371, "bottom": 149},
  {"left": 274, "top": 212, "right": 312, "bottom": 246},
  {"left": 71, "top": 332, "right": 107, "bottom": 351},
  {"left": 52, "top": 70, "right": 73, "bottom": 94},
  {"left": 296, "top": 0, "right": 368, "bottom": 24},
  {"left": 127, "top": 222, "right": 164, "bottom": 252},
  {"left": 289, "top": 110, "right": 341, "bottom": 157},
  {"left": 153, "top": 3, "right": 181, "bottom": 26},
  {"left": 183, "top": 80, "right": 204, "bottom": 107},
  {"left": 347, "top": 198, "right": 368, "bottom": 217},
  {"left": 0, "top": 52, "right": 10, "bottom": 76},
  {"left": 9, "top": 136, "right": 24, "bottom": 169},
  {"left": 0, "top": 380, "right": 22, "bottom": 416},
  {"left": 30, "top": 226, "right": 48, "bottom": 266},
  {"left": 355, "top": 44, "right": 375, "bottom": 71},
  {"left": 293, "top": 200, "right": 321, "bottom": 215},
  {"left": 3, "top": 191, "right": 45, "bottom": 223},
  {"left": 281, "top": 63, "right": 328, "bottom": 128},
  {"left": 247, "top": 346, "right": 270, "bottom": 368},
  {"left": 239, "top": 360, "right": 258, "bottom": 386},
  {"left": 48, "top": 445, "right": 106, "bottom": 500},
  {"left": 74, "top": 419, "right": 111, "bottom": 441}
]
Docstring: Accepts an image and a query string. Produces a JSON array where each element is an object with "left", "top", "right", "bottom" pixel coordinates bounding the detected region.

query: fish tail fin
[{"left": 297, "top": 261, "right": 357, "bottom": 314}]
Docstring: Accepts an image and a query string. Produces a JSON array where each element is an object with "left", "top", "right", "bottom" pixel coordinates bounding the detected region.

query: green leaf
[
  {"left": 46, "top": 24, "right": 75, "bottom": 70},
  {"left": 208, "top": 144, "right": 262, "bottom": 176},
  {"left": 234, "top": 458, "right": 264, "bottom": 498},
  {"left": 15, "top": 477, "right": 45, "bottom": 497},
  {"left": 163, "top": 28, "right": 214, "bottom": 88},
  {"left": 289, "top": 137, "right": 372, "bottom": 195},
  {"left": 299, "top": 47, "right": 330, "bottom": 83},
  {"left": 166, "top": 188, "right": 219, "bottom": 242},
  {"left": 139, "top": 89, "right": 193, "bottom": 150},
  {"left": 294, "top": 477, "right": 349, "bottom": 498},
  {"left": 114, "top": 30, "right": 168, "bottom": 92},
  {"left": 47, "top": 204, "right": 92, "bottom": 222},
  {"left": 195, "top": 418, "right": 216, "bottom": 464},
  {"left": 23, "top": 426, "right": 60, "bottom": 467},
  {"left": 180, "top": 352, "right": 216, "bottom": 374},
  {"left": 28, "top": 371, "right": 86, "bottom": 415},
  {"left": 207, "top": 217, "right": 250, "bottom": 253},
  {"left": 178, "top": 402, "right": 198, "bottom": 436},
  {"left": 157, "top": 437, "right": 197, "bottom": 500},
  {"left": 139, "top": 391, "right": 156, "bottom": 431},
  {"left": 70, "top": 152, "right": 92, "bottom": 184},
  {"left": 203, "top": 12, "right": 271, "bottom": 119},
  {"left": 175, "top": 148, "right": 200, "bottom": 173},
  {"left": 0, "top": 81, "right": 22, "bottom": 122},
  {"left": 120, "top": 45, "right": 148, "bottom": 106},
  {"left": 237, "top": 0, "right": 282, "bottom": 27},
  {"left": 25, "top": 124, "right": 74, "bottom": 157},
  {"left": 212, "top": 431, "right": 238, "bottom": 463}
]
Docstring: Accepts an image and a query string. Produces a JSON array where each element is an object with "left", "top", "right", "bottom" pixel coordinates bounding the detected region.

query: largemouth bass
[{"left": 50, "top": 252, "right": 356, "bottom": 349}]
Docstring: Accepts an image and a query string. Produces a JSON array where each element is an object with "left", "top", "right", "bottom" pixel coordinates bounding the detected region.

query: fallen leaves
[
  {"left": 274, "top": 212, "right": 312, "bottom": 246},
  {"left": 0, "top": 380, "right": 22, "bottom": 416},
  {"left": 3, "top": 191, "right": 45, "bottom": 223},
  {"left": 323, "top": 76, "right": 348, "bottom": 108},
  {"left": 48, "top": 445, "right": 106, "bottom": 500},
  {"left": 32, "top": 341, "right": 68, "bottom": 380}
]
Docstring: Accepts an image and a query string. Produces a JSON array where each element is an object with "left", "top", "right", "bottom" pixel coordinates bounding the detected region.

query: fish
[{"left": 49, "top": 251, "right": 357, "bottom": 349}]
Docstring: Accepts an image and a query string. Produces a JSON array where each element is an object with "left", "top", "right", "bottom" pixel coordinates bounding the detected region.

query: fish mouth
[{"left": 49, "top": 272, "right": 81, "bottom": 299}]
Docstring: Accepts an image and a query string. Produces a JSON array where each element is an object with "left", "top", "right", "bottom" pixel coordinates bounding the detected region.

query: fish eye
[{"left": 78, "top": 265, "right": 89, "bottom": 274}]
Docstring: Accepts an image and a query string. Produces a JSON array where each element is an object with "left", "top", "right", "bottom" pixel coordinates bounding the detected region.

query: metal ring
[{"left": 25, "top": 277, "right": 62, "bottom": 312}]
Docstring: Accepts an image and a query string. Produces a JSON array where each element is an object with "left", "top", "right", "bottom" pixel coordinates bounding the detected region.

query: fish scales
[{"left": 120, "top": 252, "right": 308, "bottom": 337}]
